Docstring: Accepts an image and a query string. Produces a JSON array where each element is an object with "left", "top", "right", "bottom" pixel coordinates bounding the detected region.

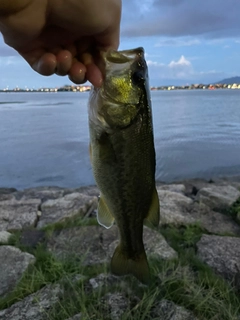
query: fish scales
[{"left": 88, "top": 47, "right": 160, "bottom": 284}]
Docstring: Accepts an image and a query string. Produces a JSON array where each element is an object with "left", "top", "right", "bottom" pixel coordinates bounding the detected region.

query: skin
[{"left": 0, "top": 0, "right": 121, "bottom": 87}]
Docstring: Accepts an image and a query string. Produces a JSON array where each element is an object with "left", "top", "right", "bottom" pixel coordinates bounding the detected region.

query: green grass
[
  {"left": 0, "top": 223, "right": 240, "bottom": 319},
  {"left": 227, "top": 197, "right": 240, "bottom": 225}
]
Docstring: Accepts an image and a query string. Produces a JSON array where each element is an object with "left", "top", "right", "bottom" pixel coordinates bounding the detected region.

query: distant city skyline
[{"left": 1, "top": 0, "right": 240, "bottom": 89}]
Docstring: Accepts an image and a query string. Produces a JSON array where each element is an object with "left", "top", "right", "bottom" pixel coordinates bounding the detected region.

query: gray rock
[
  {"left": 101, "top": 293, "right": 137, "bottom": 320},
  {"left": 47, "top": 225, "right": 177, "bottom": 268},
  {"left": 88, "top": 273, "right": 121, "bottom": 291},
  {"left": 0, "top": 284, "right": 62, "bottom": 320},
  {"left": 0, "top": 187, "right": 17, "bottom": 195},
  {"left": 210, "top": 177, "right": 240, "bottom": 190},
  {"left": 157, "top": 184, "right": 186, "bottom": 194},
  {"left": 187, "top": 202, "right": 240, "bottom": 236},
  {"left": 47, "top": 226, "right": 111, "bottom": 265},
  {"left": 158, "top": 190, "right": 195, "bottom": 226},
  {"left": 0, "top": 198, "right": 40, "bottom": 232},
  {"left": 196, "top": 185, "right": 240, "bottom": 211},
  {"left": 157, "top": 189, "right": 240, "bottom": 235},
  {"left": 144, "top": 227, "right": 178, "bottom": 260},
  {"left": 20, "top": 229, "right": 46, "bottom": 248},
  {"left": 37, "top": 192, "right": 97, "bottom": 228},
  {"left": 75, "top": 185, "right": 100, "bottom": 197},
  {"left": 151, "top": 299, "right": 198, "bottom": 320},
  {"left": 0, "top": 231, "right": 11, "bottom": 243},
  {"left": 0, "top": 246, "right": 36, "bottom": 297},
  {"left": 180, "top": 179, "right": 213, "bottom": 197},
  {"left": 13, "top": 186, "right": 69, "bottom": 201},
  {"left": 66, "top": 314, "right": 82, "bottom": 320},
  {"left": 197, "top": 234, "right": 240, "bottom": 289}
]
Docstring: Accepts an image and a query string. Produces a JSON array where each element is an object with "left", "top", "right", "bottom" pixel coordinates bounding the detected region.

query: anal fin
[
  {"left": 144, "top": 187, "right": 160, "bottom": 227},
  {"left": 97, "top": 195, "right": 115, "bottom": 229}
]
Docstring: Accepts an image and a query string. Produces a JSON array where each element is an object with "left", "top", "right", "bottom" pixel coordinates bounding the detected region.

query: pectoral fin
[
  {"left": 144, "top": 187, "right": 160, "bottom": 227},
  {"left": 97, "top": 195, "right": 115, "bottom": 229}
]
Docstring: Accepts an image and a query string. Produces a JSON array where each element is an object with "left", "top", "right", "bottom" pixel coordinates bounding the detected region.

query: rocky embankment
[{"left": 0, "top": 177, "right": 240, "bottom": 319}]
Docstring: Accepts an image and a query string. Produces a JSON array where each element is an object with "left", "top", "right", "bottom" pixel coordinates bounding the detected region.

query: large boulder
[
  {"left": 197, "top": 234, "right": 240, "bottom": 290},
  {"left": 158, "top": 189, "right": 194, "bottom": 226},
  {"left": 0, "top": 198, "right": 40, "bottom": 232},
  {"left": 151, "top": 299, "right": 198, "bottom": 320},
  {"left": 37, "top": 192, "right": 97, "bottom": 228},
  {"left": 0, "top": 246, "right": 36, "bottom": 297},
  {"left": 0, "top": 284, "right": 62, "bottom": 320},
  {"left": 196, "top": 185, "right": 240, "bottom": 211}
]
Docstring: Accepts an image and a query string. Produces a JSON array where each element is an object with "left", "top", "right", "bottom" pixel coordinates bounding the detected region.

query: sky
[{"left": 0, "top": 0, "right": 240, "bottom": 88}]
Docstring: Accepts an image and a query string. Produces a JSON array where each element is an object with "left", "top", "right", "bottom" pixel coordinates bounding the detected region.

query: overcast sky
[{"left": 1, "top": 0, "right": 240, "bottom": 88}]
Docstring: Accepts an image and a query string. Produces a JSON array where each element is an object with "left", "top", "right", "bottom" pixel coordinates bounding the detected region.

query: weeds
[{"left": 0, "top": 223, "right": 240, "bottom": 319}]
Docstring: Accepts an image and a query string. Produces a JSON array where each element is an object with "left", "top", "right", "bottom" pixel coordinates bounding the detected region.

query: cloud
[
  {"left": 121, "top": 0, "right": 240, "bottom": 38},
  {"left": 146, "top": 55, "right": 193, "bottom": 82},
  {"left": 146, "top": 55, "right": 230, "bottom": 85}
]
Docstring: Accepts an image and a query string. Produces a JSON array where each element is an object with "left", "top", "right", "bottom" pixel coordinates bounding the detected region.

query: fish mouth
[{"left": 103, "top": 47, "right": 145, "bottom": 64}]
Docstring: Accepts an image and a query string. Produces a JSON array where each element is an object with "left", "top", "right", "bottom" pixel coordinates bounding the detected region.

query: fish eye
[{"left": 132, "top": 71, "right": 144, "bottom": 85}]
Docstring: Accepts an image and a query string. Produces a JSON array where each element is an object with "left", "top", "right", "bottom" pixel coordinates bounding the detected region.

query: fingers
[{"left": 19, "top": 46, "right": 103, "bottom": 87}]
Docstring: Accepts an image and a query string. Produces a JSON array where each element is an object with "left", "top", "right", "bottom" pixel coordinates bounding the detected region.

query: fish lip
[{"left": 103, "top": 47, "right": 145, "bottom": 64}]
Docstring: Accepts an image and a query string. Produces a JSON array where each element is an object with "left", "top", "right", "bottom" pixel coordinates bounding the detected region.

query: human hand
[{"left": 0, "top": 0, "right": 121, "bottom": 87}]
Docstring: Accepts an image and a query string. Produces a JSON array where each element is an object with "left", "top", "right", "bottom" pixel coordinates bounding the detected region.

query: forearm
[{"left": 0, "top": 0, "right": 32, "bottom": 16}]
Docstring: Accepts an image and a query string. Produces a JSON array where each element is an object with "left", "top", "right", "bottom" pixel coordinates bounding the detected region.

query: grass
[
  {"left": 227, "top": 197, "right": 240, "bottom": 225},
  {"left": 0, "top": 221, "right": 240, "bottom": 319}
]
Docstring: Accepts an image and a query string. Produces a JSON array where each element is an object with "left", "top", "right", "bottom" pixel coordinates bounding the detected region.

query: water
[{"left": 0, "top": 90, "right": 240, "bottom": 189}]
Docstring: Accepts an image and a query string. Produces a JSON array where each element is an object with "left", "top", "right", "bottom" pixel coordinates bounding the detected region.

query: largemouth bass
[{"left": 88, "top": 47, "right": 160, "bottom": 284}]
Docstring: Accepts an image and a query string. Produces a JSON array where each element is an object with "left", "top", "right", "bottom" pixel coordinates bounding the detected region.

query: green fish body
[{"left": 88, "top": 47, "right": 160, "bottom": 284}]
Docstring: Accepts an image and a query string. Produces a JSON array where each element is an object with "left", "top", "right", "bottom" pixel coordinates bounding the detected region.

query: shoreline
[
  {"left": 0, "top": 176, "right": 240, "bottom": 319},
  {"left": 1, "top": 174, "right": 240, "bottom": 193}
]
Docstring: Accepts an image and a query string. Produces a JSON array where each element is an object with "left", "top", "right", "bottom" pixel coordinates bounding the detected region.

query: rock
[
  {"left": 0, "top": 198, "right": 40, "bottom": 232},
  {"left": 47, "top": 226, "right": 111, "bottom": 265},
  {"left": 196, "top": 185, "right": 240, "bottom": 211},
  {"left": 158, "top": 190, "right": 194, "bottom": 226},
  {"left": 0, "top": 284, "right": 62, "bottom": 319},
  {"left": 75, "top": 185, "right": 100, "bottom": 197},
  {"left": 157, "top": 184, "right": 186, "bottom": 194},
  {"left": 187, "top": 202, "right": 240, "bottom": 236},
  {"left": 0, "top": 187, "right": 17, "bottom": 195},
  {"left": 0, "top": 188, "right": 17, "bottom": 201},
  {"left": 0, "top": 246, "right": 36, "bottom": 297},
  {"left": 87, "top": 273, "right": 121, "bottom": 291},
  {"left": 13, "top": 186, "right": 69, "bottom": 201},
  {"left": 144, "top": 227, "right": 178, "bottom": 260},
  {"left": 100, "top": 293, "right": 139, "bottom": 320},
  {"left": 0, "top": 231, "right": 11, "bottom": 243},
  {"left": 20, "top": 229, "right": 46, "bottom": 248},
  {"left": 66, "top": 314, "right": 82, "bottom": 320},
  {"left": 181, "top": 179, "right": 214, "bottom": 197},
  {"left": 151, "top": 299, "right": 198, "bottom": 320},
  {"left": 210, "top": 176, "right": 240, "bottom": 190},
  {"left": 47, "top": 225, "right": 177, "bottom": 268},
  {"left": 197, "top": 234, "right": 240, "bottom": 290},
  {"left": 157, "top": 189, "right": 240, "bottom": 235},
  {"left": 37, "top": 192, "right": 97, "bottom": 228}
]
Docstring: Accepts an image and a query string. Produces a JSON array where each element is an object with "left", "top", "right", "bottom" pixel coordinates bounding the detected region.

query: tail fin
[{"left": 110, "top": 244, "right": 150, "bottom": 284}]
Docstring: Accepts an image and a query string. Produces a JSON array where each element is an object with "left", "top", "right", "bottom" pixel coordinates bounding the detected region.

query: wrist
[{"left": 0, "top": 0, "right": 32, "bottom": 16}]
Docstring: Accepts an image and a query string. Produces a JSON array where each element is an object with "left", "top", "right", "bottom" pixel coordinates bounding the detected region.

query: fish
[{"left": 88, "top": 47, "right": 160, "bottom": 284}]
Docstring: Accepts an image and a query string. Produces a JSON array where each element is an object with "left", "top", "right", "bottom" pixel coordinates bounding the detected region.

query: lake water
[{"left": 0, "top": 90, "right": 240, "bottom": 190}]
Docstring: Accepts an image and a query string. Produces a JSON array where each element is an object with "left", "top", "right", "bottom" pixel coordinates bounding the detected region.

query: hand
[{"left": 0, "top": 0, "right": 122, "bottom": 87}]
